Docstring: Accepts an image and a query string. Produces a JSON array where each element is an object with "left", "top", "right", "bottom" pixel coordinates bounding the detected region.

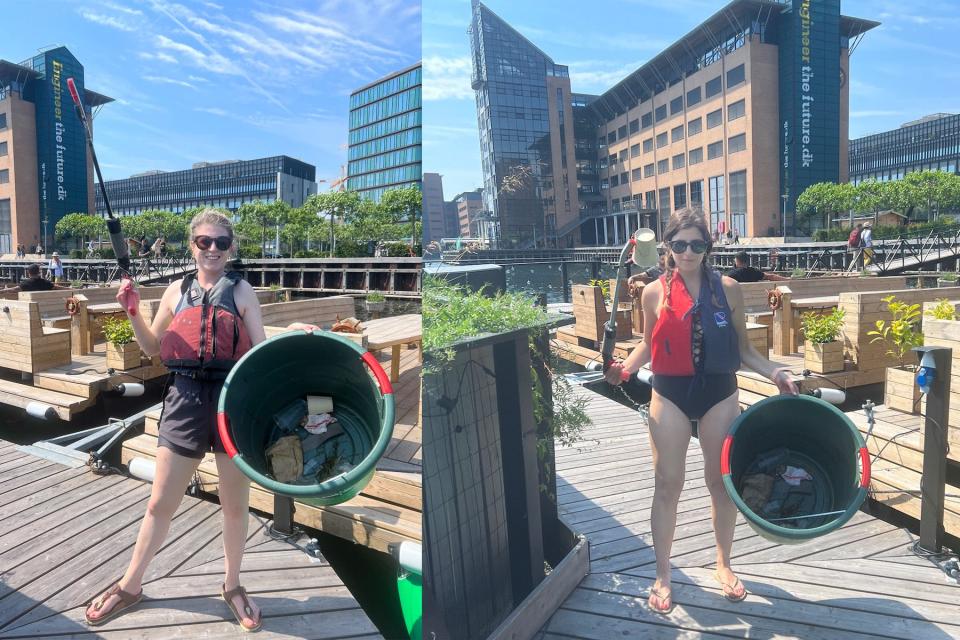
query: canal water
[{"left": 504, "top": 262, "right": 622, "bottom": 303}]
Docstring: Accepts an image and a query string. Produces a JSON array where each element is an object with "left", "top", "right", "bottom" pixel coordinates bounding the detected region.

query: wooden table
[{"left": 363, "top": 314, "right": 422, "bottom": 382}]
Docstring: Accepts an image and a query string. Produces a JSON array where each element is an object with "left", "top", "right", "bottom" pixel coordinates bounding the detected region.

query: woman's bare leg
[{"left": 215, "top": 452, "right": 260, "bottom": 628}]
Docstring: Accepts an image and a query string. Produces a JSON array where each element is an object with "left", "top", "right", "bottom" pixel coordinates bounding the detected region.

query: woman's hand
[
  {"left": 772, "top": 367, "right": 799, "bottom": 396},
  {"left": 604, "top": 360, "right": 626, "bottom": 386},
  {"left": 287, "top": 322, "right": 322, "bottom": 333},
  {"left": 116, "top": 278, "right": 140, "bottom": 316}
]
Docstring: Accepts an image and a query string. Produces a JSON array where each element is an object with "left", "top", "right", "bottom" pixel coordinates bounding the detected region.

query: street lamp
[
  {"left": 42, "top": 216, "right": 48, "bottom": 255},
  {"left": 781, "top": 194, "right": 789, "bottom": 238}
]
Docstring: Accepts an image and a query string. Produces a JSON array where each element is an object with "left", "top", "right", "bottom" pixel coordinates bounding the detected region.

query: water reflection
[{"left": 504, "top": 262, "right": 623, "bottom": 303}]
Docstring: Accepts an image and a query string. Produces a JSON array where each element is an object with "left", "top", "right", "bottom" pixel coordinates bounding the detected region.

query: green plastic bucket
[
  {"left": 397, "top": 541, "right": 422, "bottom": 640},
  {"left": 217, "top": 330, "right": 395, "bottom": 506},
  {"left": 721, "top": 395, "right": 870, "bottom": 544}
]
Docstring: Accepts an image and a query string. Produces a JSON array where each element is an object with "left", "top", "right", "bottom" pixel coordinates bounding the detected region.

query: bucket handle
[
  {"left": 361, "top": 351, "right": 394, "bottom": 395},
  {"left": 859, "top": 446, "right": 870, "bottom": 488},
  {"left": 217, "top": 411, "right": 239, "bottom": 459}
]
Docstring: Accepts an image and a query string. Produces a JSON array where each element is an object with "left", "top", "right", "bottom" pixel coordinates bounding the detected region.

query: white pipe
[
  {"left": 398, "top": 541, "right": 421, "bottom": 575},
  {"left": 812, "top": 388, "right": 846, "bottom": 405},
  {"left": 116, "top": 382, "right": 145, "bottom": 397},
  {"left": 635, "top": 368, "right": 654, "bottom": 386},
  {"left": 26, "top": 402, "right": 56, "bottom": 420},
  {"left": 128, "top": 457, "right": 156, "bottom": 482}
]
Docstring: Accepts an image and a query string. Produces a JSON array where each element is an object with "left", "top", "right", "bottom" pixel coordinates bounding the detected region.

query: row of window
[
  {"left": 604, "top": 134, "right": 747, "bottom": 186},
  {"left": 348, "top": 127, "right": 422, "bottom": 162},
  {"left": 601, "top": 65, "right": 746, "bottom": 145},
  {"left": 354, "top": 181, "right": 422, "bottom": 203},
  {"left": 346, "top": 164, "right": 422, "bottom": 190},
  {"left": 349, "top": 110, "right": 421, "bottom": 146},
  {"left": 348, "top": 87, "right": 421, "bottom": 129},
  {"left": 349, "top": 67, "right": 422, "bottom": 110},
  {"left": 851, "top": 162, "right": 958, "bottom": 185},
  {"left": 347, "top": 146, "right": 421, "bottom": 176}
]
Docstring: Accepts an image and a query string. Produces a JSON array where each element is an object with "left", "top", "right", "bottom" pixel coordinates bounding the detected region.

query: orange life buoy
[
  {"left": 767, "top": 289, "right": 783, "bottom": 311},
  {"left": 65, "top": 297, "right": 81, "bottom": 316}
]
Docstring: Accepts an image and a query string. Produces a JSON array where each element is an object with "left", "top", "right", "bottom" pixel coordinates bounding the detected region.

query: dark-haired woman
[{"left": 606, "top": 209, "right": 798, "bottom": 614}]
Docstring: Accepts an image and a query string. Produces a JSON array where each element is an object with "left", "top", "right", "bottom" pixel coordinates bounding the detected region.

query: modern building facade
[
  {"left": 347, "top": 63, "right": 422, "bottom": 202},
  {"left": 96, "top": 156, "right": 317, "bottom": 216},
  {"left": 453, "top": 189, "right": 484, "bottom": 237},
  {"left": 849, "top": 113, "right": 960, "bottom": 185},
  {"left": 0, "top": 46, "right": 112, "bottom": 253},
  {"left": 422, "top": 172, "right": 445, "bottom": 245},
  {"left": 469, "top": 1, "right": 580, "bottom": 248},
  {"left": 470, "top": 0, "right": 878, "bottom": 244}
]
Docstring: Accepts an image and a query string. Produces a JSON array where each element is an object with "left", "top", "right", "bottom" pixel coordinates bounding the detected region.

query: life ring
[
  {"left": 767, "top": 289, "right": 783, "bottom": 311},
  {"left": 65, "top": 297, "right": 81, "bottom": 316}
]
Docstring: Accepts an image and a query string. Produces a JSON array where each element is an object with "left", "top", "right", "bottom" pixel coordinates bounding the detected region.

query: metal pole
[{"left": 917, "top": 346, "right": 951, "bottom": 553}]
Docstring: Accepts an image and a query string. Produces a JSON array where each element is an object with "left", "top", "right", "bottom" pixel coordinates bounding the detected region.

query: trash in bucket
[
  {"left": 217, "top": 330, "right": 395, "bottom": 507},
  {"left": 721, "top": 394, "right": 870, "bottom": 544}
]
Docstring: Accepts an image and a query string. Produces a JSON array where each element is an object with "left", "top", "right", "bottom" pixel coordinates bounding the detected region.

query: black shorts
[
  {"left": 157, "top": 375, "right": 227, "bottom": 460},
  {"left": 652, "top": 373, "right": 738, "bottom": 422}
]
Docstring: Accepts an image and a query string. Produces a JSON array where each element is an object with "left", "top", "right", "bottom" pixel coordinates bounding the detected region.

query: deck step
[
  {"left": 121, "top": 433, "right": 421, "bottom": 553},
  {"left": 0, "top": 377, "right": 93, "bottom": 420}
]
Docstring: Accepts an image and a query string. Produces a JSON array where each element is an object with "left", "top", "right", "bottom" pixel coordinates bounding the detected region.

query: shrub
[
  {"left": 925, "top": 299, "right": 958, "bottom": 321},
  {"left": 100, "top": 316, "right": 135, "bottom": 346},
  {"left": 367, "top": 291, "right": 386, "bottom": 303},
  {"left": 801, "top": 308, "right": 845, "bottom": 343},
  {"left": 867, "top": 295, "right": 923, "bottom": 368}
]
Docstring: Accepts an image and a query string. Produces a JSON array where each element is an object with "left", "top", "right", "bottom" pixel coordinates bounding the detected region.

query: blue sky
[
  {"left": 4, "top": 0, "right": 421, "bottom": 184},
  {"left": 423, "top": 0, "right": 960, "bottom": 199}
]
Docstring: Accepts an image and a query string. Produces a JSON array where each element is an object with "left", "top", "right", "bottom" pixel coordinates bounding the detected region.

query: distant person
[
  {"left": 48, "top": 252, "right": 64, "bottom": 283},
  {"left": 137, "top": 235, "right": 151, "bottom": 258},
  {"left": 8, "top": 263, "right": 69, "bottom": 292},
  {"left": 861, "top": 221, "right": 874, "bottom": 266},
  {"left": 87, "top": 240, "right": 96, "bottom": 257},
  {"left": 35, "top": 243, "right": 43, "bottom": 256},
  {"left": 15, "top": 244, "right": 24, "bottom": 259},
  {"left": 726, "top": 251, "right": 789, "bottom": 283},
  {"left": 732, "top": 229, "right": 740, "bottom": 244}
]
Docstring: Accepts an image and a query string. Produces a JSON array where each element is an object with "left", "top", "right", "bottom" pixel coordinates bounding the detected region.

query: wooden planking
[
  {"left": 539, "top": 386, "right": 960, "bottom": 639},
  {"left": 0, "top": 441, "right": 381, "bottom": 639}
]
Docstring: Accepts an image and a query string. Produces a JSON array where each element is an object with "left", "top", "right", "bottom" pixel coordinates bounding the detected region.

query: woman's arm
[
  {"left": 120, "top": 279, "right": 180, "bottom": 356},
  {"left": 234, "top": 280, "right": 267, "bottom": 346},
  {"left": 724, "top": 276, "right": 798, "bottom": 395},
  {"left": 605, "top": 280, "right": 660, "bottom": 384}
]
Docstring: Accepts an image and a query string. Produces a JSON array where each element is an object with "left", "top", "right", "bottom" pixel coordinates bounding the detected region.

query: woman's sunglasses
[
  {"left": 668, "top": 239, "right": 708, "bottom": 254},
  {"left": 194, "top": 235, "right": 232, "bottom": 251}
]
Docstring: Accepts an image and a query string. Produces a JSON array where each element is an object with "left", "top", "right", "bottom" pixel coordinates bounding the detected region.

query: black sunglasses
[
  {"left": 194, "top": 235, "right": 232, "bottom": 251},
  {"left": 669, "top": 239, "right": 708, "bottom": 254}
]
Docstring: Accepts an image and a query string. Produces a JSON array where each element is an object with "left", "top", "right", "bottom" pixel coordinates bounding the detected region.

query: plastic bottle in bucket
[
  {"left": 217, "top": 330, "right": 395, "bottom": 506},
  {"left": 720, "top": 394, "right": 870, "bottom": 544}
]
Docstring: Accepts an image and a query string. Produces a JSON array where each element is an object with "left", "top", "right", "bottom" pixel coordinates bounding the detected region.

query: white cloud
[
  {"left": 424, "top": 56, "right": 473, "bottom": 101},
  {"left": 99, "top": 1, "right": 143, "bottom": 16},
  {"left": 78, "top": 9, "right": 137, "bottom": 31},
  {"left": 138, "top": 51, "right": 178, "bottom": 64},
  {"left": 194, "top": 106, "right": 228, "bottom": 116},
  {"left": 143, "top": 75, "right": 196, "bottom": 89},
  {"left": 569, "top": 60, "right": 647, "bottom": 94},
  {"left": 155, "top": 35, "right": 239, "bottom": 75},
  {"left": 187, "top": 75, "right": 208, "bottom": 83}
]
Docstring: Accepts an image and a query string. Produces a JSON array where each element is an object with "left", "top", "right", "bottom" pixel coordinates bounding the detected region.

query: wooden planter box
[
  {"left": 106, "top": 341, "right": 140, "bottom": 371},
  {"left": 885, "top": 365, "right": 921, "bottom": 414},
  {"left": 804, "top": 340, "right": 844, "bottom": 374}
]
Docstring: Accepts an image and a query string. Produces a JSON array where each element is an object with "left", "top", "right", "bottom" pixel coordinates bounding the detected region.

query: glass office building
[
  {"left": 469, "top": 1, "right": 580, "bottom": 248},
  {"left": 849, "top": 113, "right": 960, "bottom": 185},
  {"left": 0, "top": 46, "right": 112, "bottom": 252},
  {"left": 96, "top": 156, "right": 317, "bottom": 216},
  {"left": 347, "top": 63, "right": 422, "bottom": 202}
]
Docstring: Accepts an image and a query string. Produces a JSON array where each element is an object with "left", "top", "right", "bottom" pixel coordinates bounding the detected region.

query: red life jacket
[
  {"left": 650, "top": 270, "right": 740, "bottom": 376},
  {"left": 160, "top": 272, "right": 252, "bottom": 378}
]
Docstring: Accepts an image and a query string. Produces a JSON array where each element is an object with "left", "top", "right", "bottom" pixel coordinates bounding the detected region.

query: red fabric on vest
[{"left": 650, "top": 274, "right": 696, "bottom": 375}]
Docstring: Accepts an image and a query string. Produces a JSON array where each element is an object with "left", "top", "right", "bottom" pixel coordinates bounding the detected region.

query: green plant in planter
[
  {"left": 367, "top": 291, "right": 386, "bottom": 303},
  {"left": 925, "top": 299, "right": 958, "bottom": 321},
  {"left": 801, "top": 307, "right": 845, "bottom": 343},
  {"left": 269, "top": 283, "right": 282, "bottom": 291},
  {"left": 867, "top": 295, "right": 923, "bottom": 368},
  {"left": 588, "top": 279, "right": 610, "bottom": 302},
  {"left": 939, "top": 272, "right": 958, "bottom": 283},
  {"left": 100, "top": 316, "right": 135, "bottom": 346},
  {"left": 791, "top": 267, "right": 806, "bottom": 278}
]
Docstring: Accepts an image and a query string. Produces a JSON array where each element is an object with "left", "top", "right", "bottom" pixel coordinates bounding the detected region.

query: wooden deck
[
  {"left": 0, "top": 439, "right": 382, "bottom": 638},
  {"left": 539, "top": 388, "right": 960, "bottom": 639},
  {"left": 120, "top": 344, "right": 422, "bottom": 554}
]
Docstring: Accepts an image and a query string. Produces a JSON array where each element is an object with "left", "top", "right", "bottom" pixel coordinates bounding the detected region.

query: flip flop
[
  {"left": 84, "top": 582, "right": 143, "bottom": 626},
  {"left": 222, "top": 584, "right": 263, "bottom": 632},
  {"left": 648, "top": 585, "right": 675, "bottom": 614},
  {"left": 715, "top": 571, "right": 748, "bottom": 602}
]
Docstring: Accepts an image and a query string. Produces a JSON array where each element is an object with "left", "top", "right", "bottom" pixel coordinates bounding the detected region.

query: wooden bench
[
  {"left": 20, "top": 286, "right": 167, "bottom": 330},
  {"left": 572, "top": 284, "right": 632, "bottom": 343},
  {"left": 259, "top": 295, "right": 356, "bottom": 329},
  {"left": 0, "top": 300, "right": 71, "bottom": 373}
]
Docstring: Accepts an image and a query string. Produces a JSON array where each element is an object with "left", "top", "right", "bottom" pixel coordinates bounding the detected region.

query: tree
[
  {"left": 379, "top": 186, "right": 422, "bottom": 251},
  {"left": 235, "top": 201, "right": 290, "bottom": 257},
  {"left": 119, "top": 210, "right": 189, "bottom": 248},
  {"left": 304, "top": 191, "right": 366, "bottom": 257},
  {"left": 54, "top": 213, "right": 106, "bottom": 251},
  {"left": 902, "top": 170, "right": 955, "bottom": 221},
  {"left": 796, "top": 182, "right": 854, "bottom": 230}
]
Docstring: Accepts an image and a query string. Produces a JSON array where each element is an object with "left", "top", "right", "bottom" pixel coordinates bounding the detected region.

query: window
[
  {"left": 631, "top": 143, "right": 641, "bottom": 158},
  {"left": 656, "top": 132, "right": 668, "bottom": 148},
  {"left": 690, "top": 179, "right": 703, "bottom": 207},
  {"left": 618, "top": 125, "right": 628, "bottom": 139},
  {"left": 689, "top": 147, "right": 703, "bottom": 164},
  {"left": 672, "top": 153, "right": 685, "bottom": 170},
  {"left": 643, "top": 138, "right": 653, "bottom": 153},
  {"left": 598, "top": 136, "right": 607, "bottom": 148},
  {"left": 610, "top": 174, "right": 619, "bottom": 187},
  {"left": 619, "top": 149, "right": 629, "bottom": 162},
  {"left": 620, "top": 171, "right": 629, "bottom": 184},
  {"left": 729, "top": 170, "right": 747, "bottom": 235},
  {"left": 674, "top": 184, "right": 687, "bottom": 209},
  {"left": 671, "top": 125, "right": 685, "bottom": 143},
  {"left": 641, "top": 112, "right": 652, "bottom": 128},
  {"left": 728, "top": 133, "right": 746, "bottom": 153},
  {"left": 644, "top": 163, "right": 655, "bottom": 178},
  {"left": 0, "top": 141, "right": 6, "bottom": 156},
  {"left": 632, "top": 168, "right": 642, "bottom": 181},
  {"left": 705, "top": 76, "right": 722, "bottom": 98},
  {"left": 686, "top": 86, "right": 701, "bottom": 107},
  {"left": 607, "top": 132, "right": 617, "bottom": 144},
  {"left": 657, "top": 159, "right": 669, "bottom": 174},
  {"left": 688, "top": 118, "right": 702, "bottom": 136},
  {"left": 670, "top": 96, "right": 684, "bottom": 115},
  {"left": 0, "top": 113, "right": 6, "bottom": 130},
  {"left": 629, "top": 119, "right": 640, "bottom": 134},
  {"left": 659, "top": 187, "right": 671, "bottom": 223},
  {"left": 726, "top": 64, "right": 745, "bottom": 88},
  {"left": 609, "top": 153, "right": 617, "bottom": 166},
  {"left": 655, "top": 105, "right": 667, "bottom": 122},
  {"left": 728, "top": 99, "right": 745, "bottom": 121},
  {"left": 708, "top": 140, "right": 724, "bottom": 159},
  {"left": 645, "top": 190, "right": 656, "bottom": 209},
  {"left": 709, "top": 175, "right": 725, "bottom": 232},
  {"left": 707, "top": 109, "right": 723, "bottom": 129},
  {"left": 0, "top": 170, "right": 7, "bottom": 184}
]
